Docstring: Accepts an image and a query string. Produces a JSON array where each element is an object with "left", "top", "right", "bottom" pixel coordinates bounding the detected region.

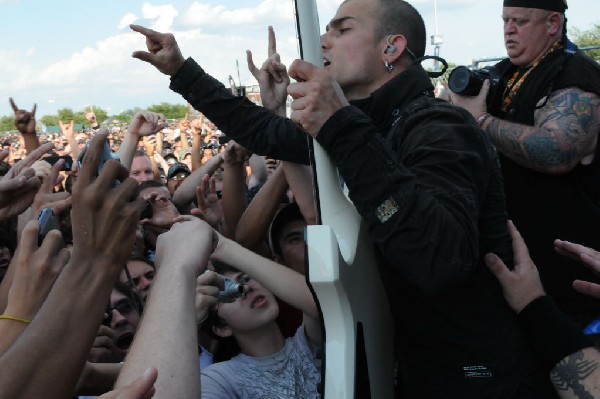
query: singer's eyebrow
[{"left": 325, "top": 16, "right": 355, "bottom": 32}]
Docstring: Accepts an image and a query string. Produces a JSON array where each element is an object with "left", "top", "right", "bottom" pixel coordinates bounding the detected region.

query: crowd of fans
[{"left": 0, "top": 40, "right": 325, "bottom": 397}]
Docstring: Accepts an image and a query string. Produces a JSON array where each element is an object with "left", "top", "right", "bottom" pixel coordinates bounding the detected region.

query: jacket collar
[{"left": 350, "top": 64, "right": 434, "bottom": 132}]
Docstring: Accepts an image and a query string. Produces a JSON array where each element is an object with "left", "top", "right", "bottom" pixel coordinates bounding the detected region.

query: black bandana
[{"left": 503, "top": 0, "right": 567, "bottom": 12}]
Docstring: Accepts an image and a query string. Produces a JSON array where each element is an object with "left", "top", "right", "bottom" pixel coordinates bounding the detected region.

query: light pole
[{"left": 430, "top": 0, "right": 443, "bottom": 72}]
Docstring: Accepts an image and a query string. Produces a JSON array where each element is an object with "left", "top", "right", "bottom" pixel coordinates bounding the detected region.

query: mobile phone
[
  {"left": 45, "top": 155, "right": 73, "bottom": 171},
  {"left": 37, "top": 208, "right": 61, "bottom": 246}
]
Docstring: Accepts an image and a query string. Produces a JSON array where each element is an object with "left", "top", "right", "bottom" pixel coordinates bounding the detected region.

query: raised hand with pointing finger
[
  {"left": 130, "top": 24, "right": 185, "bottom": 76},
  {"left": 247, "top": 26, "right": 290, "bottom": 115}
]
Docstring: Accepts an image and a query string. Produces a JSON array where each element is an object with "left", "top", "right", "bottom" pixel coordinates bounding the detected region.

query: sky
[{"left": 0, "top": 0, "right": 597, "bottom": 120}]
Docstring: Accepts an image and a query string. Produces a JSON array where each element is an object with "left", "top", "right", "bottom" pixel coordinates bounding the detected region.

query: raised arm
[
  {"left": 118, "top": 112, "right": 166, "bottom": 170},
  {"left": 190, "top": 116, "right": 203, "bottom": 171},
  {"left": 0, "top": 132, "right": 145, "bottom": 399},
  {"left": 9, "top": 98, "right": 40, "bottom": 154},
  {"left": 221, "top": 141, "right": 252, "bottom": 237},
  {"left": 130, "top": 24, "right": 309, "bottom": 164},
  {"left": 212, "top": 233, "right": 321, "bottom": 345},
  {"left": 116, "top": 217, "right": 213, "bottom": 398},
  {"left": 0, "top": 220, "right": 69, "bottom": 355},
  {"left": 172, "top": 152, "right": 224, "bottom": 210},
  {"left": 235, "top": 164, "right": 287, "bottom": 252},
  {"left": 59, "top": 120, "right": 80, "bottom": 159}
]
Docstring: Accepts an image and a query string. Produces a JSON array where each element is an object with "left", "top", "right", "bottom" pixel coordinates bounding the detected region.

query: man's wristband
[
  {"left": 517, "top": 296, "right": 593, "bottom": 372},
  {"left": 476, "top": 113, "right": 491, "bottom": 129}
]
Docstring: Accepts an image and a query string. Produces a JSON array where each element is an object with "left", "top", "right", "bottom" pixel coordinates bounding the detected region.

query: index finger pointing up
[{"left": 267, "top": 26, "right": 277, "bottom": 57}]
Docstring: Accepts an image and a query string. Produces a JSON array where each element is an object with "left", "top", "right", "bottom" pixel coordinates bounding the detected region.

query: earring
[{"left": 384, "top": 61, "right": 394, "bottom": 73}]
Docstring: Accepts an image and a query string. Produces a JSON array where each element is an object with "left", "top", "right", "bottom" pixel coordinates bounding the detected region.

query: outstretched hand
[
  {"left": 129, "top": 111, "right": 167, "bottom": 137},
  {"left": 70, "top": 132, "right": 146, "bottom": 270},
  {"left": 0, "top": 142, "right": 55, "bottom": 220},
  {"left": 4, "top": 219, "right": 70, "bottom": 321},
  {"left": 190, "top": 174, "right": 223, "bottom": 228},
  {"left": 247, "top": 26, "right": 290, "bottom": 114},
  {"left": 484, "top": 220, "right": 546, "bottom": 313},
  {"left": 9, "top": 98, "right": 37, "bottom": 135},
  {"left": 555, "top": 239, "right": 600, "bottom": 299},
  {"left": 130, "top": 24, "right": 186, "bottom": 76},
  {"left": 58, "top": 120, "right": 75, "bottom": 140}
]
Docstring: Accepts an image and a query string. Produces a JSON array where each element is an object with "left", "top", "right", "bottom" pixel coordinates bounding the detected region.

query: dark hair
[
  {"left": 113, "top": 280, "right": 144, "bottom": 314},
  {"left": 127, "top": 253, "right": 155, "bottom": 269},
  {"left": 374, "top": 0, "right": 426, "bottom": 62},
  {"left": 133, "top": 150, "right": 148, "bottom": 158},
  {"left": 200, "top": 260, "right": 242, "bottom": 362}
]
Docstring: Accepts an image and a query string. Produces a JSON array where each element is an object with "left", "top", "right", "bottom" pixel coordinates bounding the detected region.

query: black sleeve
[
  {"left": 316, "top": 105, "right": 495, "bottom": 294},
  {"left": 518, "top": 295, "right": 594, "bottom": 372},
  {"left": 169, "top": 58, "right": 310, "bottom": 164}
]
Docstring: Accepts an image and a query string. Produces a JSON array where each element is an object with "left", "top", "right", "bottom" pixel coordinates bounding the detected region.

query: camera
[
  {"left": 217, "top": 277, "right": 246, "bottom": 303},
  {"left": 448, "top": 65, "right": 501, "bottom": 97}
]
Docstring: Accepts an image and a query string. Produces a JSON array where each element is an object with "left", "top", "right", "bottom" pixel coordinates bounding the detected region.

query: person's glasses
[{"left": 169, "top": 173, "right": 188, "bottom": 181}]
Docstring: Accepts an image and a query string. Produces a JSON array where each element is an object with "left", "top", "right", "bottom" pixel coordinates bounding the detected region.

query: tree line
[{"left": 0, "top": 102, "right": 189, "bottom": 134}]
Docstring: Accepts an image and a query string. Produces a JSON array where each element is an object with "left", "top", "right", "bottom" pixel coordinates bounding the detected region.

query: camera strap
[{"left": 412, "top": 55, "right": 449, "bottom": 78}]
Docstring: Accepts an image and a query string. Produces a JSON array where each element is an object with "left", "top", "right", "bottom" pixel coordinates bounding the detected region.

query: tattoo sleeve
[
  {"left": 550, "top": 348, "right": 600, "bottom": 399},
  {"left": 485, "top": 87, "right": 600, "bottom": 174}
]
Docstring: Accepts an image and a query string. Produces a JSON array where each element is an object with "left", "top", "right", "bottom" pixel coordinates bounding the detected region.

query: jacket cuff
[{"left": 517, "top": 295, "right": 594, "bottom": 372}]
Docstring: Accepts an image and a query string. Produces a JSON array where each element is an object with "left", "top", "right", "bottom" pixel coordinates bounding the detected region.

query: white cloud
[
  {"left": 141, "top": 2, "right": 179, "bottom": 32},
  {"left": 181, "top": 0, "right": 293, "bottom": 28},
  {"left": 119, "top": 13, "right": 138, "bottom": 30}
]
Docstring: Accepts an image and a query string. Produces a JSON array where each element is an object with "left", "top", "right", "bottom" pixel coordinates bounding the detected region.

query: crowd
[{"left": 0, "top": 0, "right": 598, "bottom": 398}]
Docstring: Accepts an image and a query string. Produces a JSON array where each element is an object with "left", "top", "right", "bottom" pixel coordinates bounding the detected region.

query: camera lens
[{"left": 448, "top": 66, "right": 476, "bottom": 95}]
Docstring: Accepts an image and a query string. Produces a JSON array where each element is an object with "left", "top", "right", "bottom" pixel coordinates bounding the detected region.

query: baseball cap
[
  {"left": 268, "top": 202, "right": 304, "bottom": 256},
  {"left": 167, "top": 162, "right": 191, "bottom": 180}
]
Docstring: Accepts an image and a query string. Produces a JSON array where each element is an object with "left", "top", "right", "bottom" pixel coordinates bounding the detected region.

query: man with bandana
[{"left": 452, "top": 0, "right": 600, "bottom": 331}]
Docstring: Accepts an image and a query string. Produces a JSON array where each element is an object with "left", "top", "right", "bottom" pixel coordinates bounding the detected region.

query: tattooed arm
[
  {"left": 482, "top": 87, "right": 599, "bottom": 174},
  {"left": 550, "top": 348, "right": 600, "bottom": 399}
]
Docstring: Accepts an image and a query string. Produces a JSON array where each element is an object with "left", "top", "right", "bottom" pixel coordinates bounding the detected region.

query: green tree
[
  {"left": 571, "top": 23, "right": 600, "bottom": 61},
  {"left": 0, "top": 115, "right": 14, "bottom": 133},
  {"left": 57, "top": 108, "right": 76, "bottom": 123},
  {"left": 114, "top": 107, "right": 143, "bottom": 123},
  {"left": 148, "top": 103, "right": 188, "bottom": 119},
  {"left": 41, "top": 115, "right": 59, "bottom": 127}
]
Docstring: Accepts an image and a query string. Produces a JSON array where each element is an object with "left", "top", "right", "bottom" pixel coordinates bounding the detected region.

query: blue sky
[{"left": 0, "top": 0, "right": 597, "bottom": 119}]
